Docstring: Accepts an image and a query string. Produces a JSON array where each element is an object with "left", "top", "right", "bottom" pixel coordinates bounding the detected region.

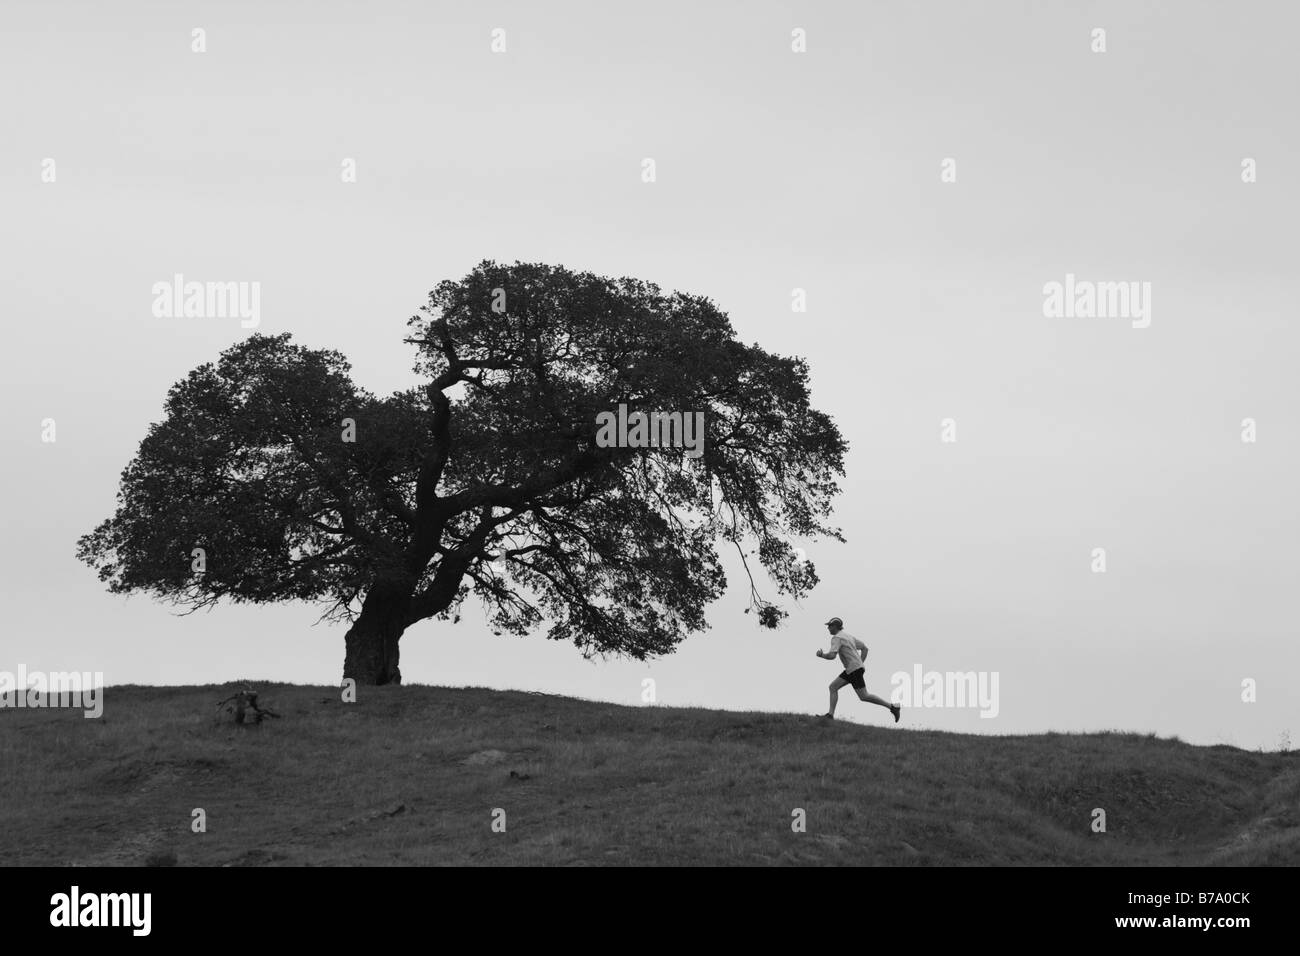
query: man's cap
[{"left": 824, "top": 617, "right": 843, "bottom": 628}]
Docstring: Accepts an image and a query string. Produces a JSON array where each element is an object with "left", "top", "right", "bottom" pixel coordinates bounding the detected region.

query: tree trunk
[{"left": 342, "top": 584, "right": 411, "bottom": 685}]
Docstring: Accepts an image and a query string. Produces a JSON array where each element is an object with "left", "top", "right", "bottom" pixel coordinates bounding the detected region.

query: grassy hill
[{"left": 2, "top": 683, "right": 1296, "bottom": 866}]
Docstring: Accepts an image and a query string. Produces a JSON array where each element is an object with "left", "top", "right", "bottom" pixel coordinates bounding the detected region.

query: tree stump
[{"left": 216, "top": 689, "right": 281, "bottom": 725}]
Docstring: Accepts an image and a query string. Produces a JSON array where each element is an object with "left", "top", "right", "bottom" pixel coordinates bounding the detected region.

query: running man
[{"left": 815, "top": 616, "right": 900, "bottom": 722}]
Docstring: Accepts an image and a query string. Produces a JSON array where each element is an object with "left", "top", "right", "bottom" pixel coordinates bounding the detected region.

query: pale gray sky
[{"left": 2, "top": 0, "right": 1296, "bottom": 749}]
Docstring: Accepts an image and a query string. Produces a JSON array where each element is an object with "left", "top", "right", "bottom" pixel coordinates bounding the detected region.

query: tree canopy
[{"left": 77, "top": 261, "right": 847, "bottom": 683}]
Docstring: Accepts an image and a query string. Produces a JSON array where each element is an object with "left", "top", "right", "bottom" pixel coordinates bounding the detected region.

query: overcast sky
[{"left": 2, "top": 0, "right": 1296, "bottom": 749}]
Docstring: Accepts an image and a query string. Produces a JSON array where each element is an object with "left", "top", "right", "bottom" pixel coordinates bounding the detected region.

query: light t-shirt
[{"left": 829, "top": 631, "right": 867, "bottom": 672}]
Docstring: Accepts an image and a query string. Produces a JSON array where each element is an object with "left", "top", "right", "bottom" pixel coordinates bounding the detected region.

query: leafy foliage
[{"left": 78, "top": 261, "right": 847, "bottom": 661}]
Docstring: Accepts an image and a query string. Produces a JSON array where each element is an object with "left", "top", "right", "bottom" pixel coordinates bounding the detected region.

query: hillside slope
[{"left": 2, "top": 684, "right": 1296, "bottom": 866}]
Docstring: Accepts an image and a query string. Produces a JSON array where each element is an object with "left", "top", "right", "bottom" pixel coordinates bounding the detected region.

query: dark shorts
[{"left": 838, "top": 668, "right": 866, "bottom": 690}]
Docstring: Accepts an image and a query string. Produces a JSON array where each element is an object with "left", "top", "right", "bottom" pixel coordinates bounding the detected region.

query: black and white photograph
[{"left": 1, "top": 0, "right": 1295, "bottom": 938}]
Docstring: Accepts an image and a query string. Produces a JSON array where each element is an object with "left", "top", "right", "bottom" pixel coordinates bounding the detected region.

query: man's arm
[{"left": 855, "top": 639, "right": 869, "bottom": 658}]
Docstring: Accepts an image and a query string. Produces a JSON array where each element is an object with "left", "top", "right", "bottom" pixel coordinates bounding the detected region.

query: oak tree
[{"left": 77, "top": 262, "right": 846, "bottom": 684}]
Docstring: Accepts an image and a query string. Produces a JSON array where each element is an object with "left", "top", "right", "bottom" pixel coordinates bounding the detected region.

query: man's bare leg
[
  {"left": 855, "top": 687, "right": 902, "bottom": 722},
  {"left": 825, "top": 677, "right": 848, "bottom": 717},
  {"left": 854, "top": 688, "right": 892, "bottom": 709}
]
